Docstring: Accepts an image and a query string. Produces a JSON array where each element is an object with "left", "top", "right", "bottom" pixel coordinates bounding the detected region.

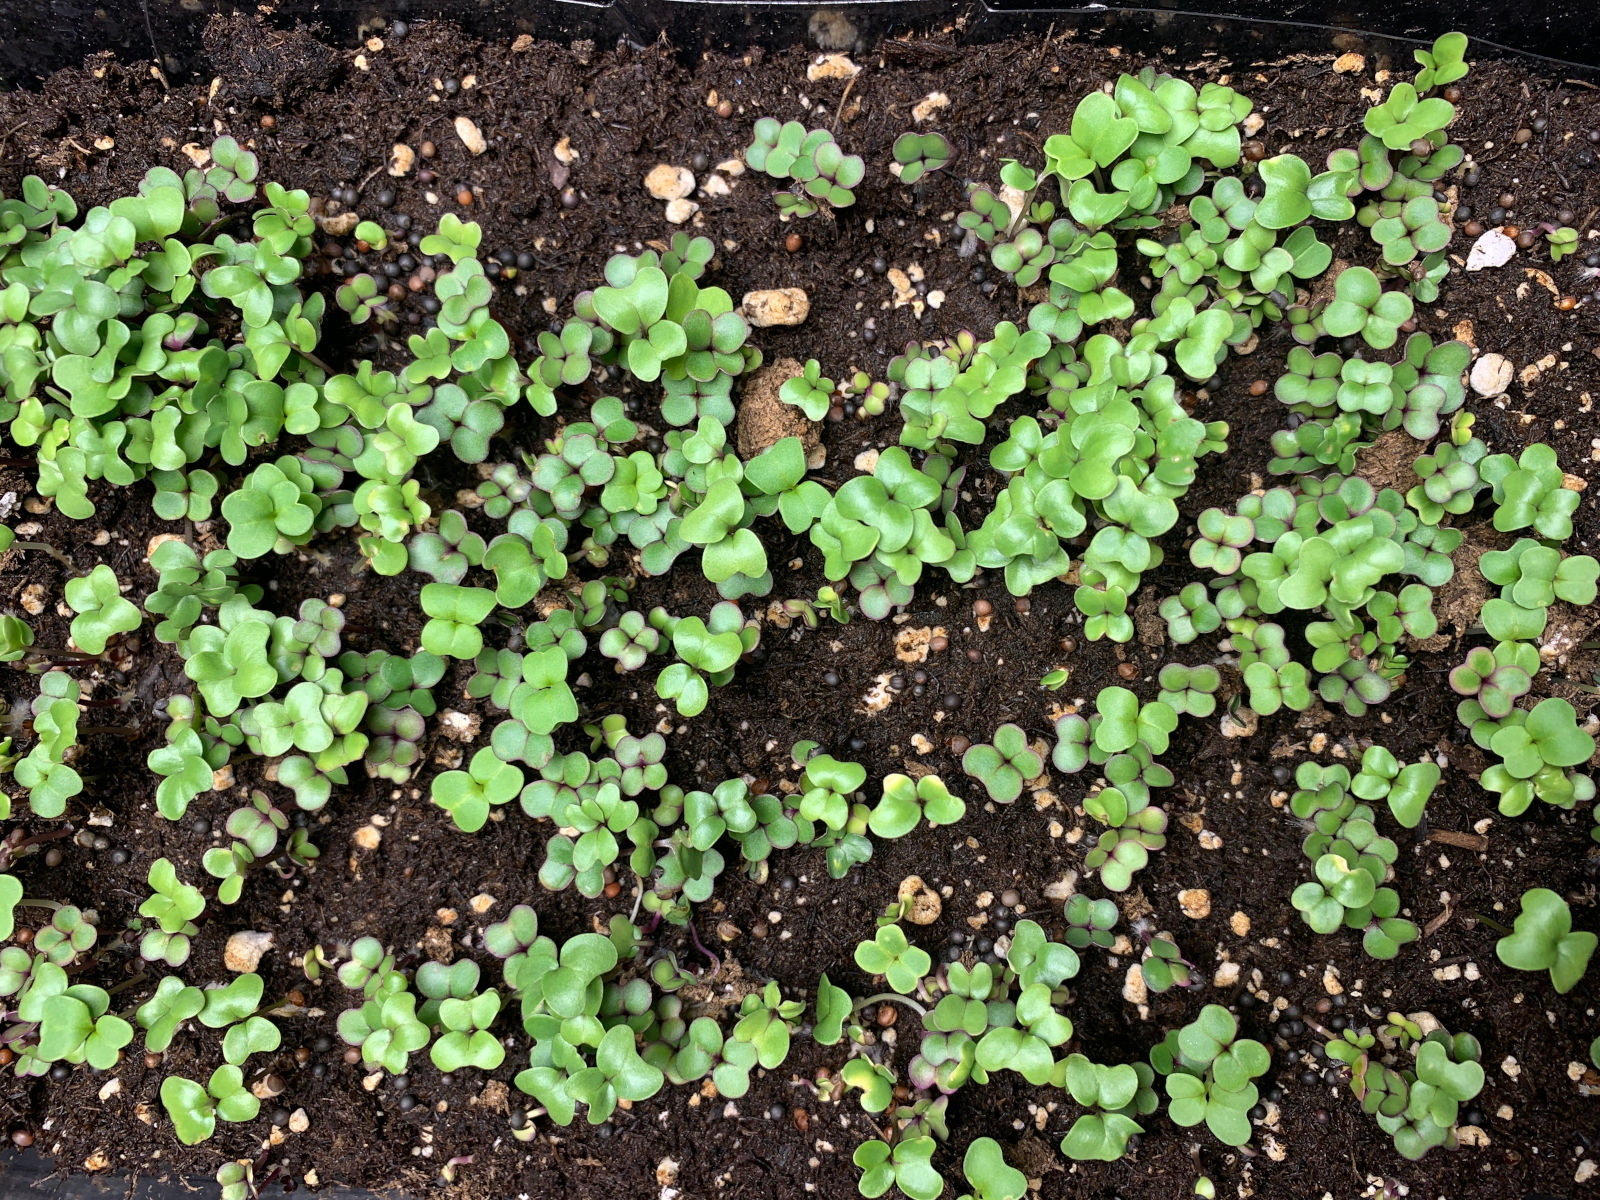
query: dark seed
[
  {"left": 443, "top": 78, "right": 460, "bottom": 95},
  {"left": 871, "top": 258, "right": 888, "bottom": 274},
  {"left": 271, "top": 1109, "right": 291, "bottom": 1127},
  {"left": 110, "top": 848, "right": 129, "bottom": 865},
  {"left": 398, "top": 1094, "right": 417, "bottom": 1112},
  {"left": 50, "top": 1064, "right": 71, "bottom": 1081},
  {"left": 1463, "top": 168, "right": 1480, "bottom": 187},
  {"left": 44, "top": 849, "right": 61, "bottom": 868},
  {"left": 561, "top": 188, "right": 580, "bottom": 210},
  {"left": 1531, "top": 116, "right": 1548, "bottom": 133}
]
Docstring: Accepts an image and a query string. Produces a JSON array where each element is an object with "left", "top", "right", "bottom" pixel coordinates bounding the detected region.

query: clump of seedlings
[{"left": 1, "top": 25, "right": 1589, "bottom": 1198}]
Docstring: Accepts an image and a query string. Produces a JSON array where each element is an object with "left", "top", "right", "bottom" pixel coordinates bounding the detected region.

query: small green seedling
[
  {"left": 64, "top": 565, "right": 141, "bottom": 654},
  {"left": 855, "top": 924, "right": 932, "bottom": 995},
  {"left": 957, "top": 1136, "right": 1026, "bottom": 1200},
  {"left": 853, "top": 1137, "right": 942, "bottom": 1200},
  {"left": 893, "top": 132, "right": 954, "bottom": 186},
  {"left": 779, "top": 359, "right": 834, "bottom": 421},
  {"left": 962, "top": 723, "right": 1044, "bottom": 804},
  {"left": 1495, "top": 887, "right": 1595, "bottom": 994},
  {"left": 160, "top": 1066, "right": 259, "bottom": 1144},
  {"left": 868, "top": 773, "right": 965, "bottom": 838},
  {"left": 1154, "top": 1004, "right": 1270, "bottom": 1147},
  {"left": 1545, "top": 226, "right": 1579, "bottom": 263}
]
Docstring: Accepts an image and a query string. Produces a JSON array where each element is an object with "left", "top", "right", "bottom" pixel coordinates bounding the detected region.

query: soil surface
[{"left": 2, "top": 15, "right": 1599, "bottom": 1200}]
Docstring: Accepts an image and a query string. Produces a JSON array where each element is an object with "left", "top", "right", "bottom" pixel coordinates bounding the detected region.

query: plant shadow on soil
[{"left": 0, "top": 14, "right": 1599, "bottom": 1200}]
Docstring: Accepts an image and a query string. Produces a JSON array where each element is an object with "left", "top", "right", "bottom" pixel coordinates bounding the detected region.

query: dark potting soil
[{"left": 1, "top": 15, "right": 1599, "bottom": 1200}]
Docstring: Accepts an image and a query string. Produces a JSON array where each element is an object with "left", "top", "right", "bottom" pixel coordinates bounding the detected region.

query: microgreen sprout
[
  {"left": 893, "top": 132, "right": 954, "bottom": 185},
  {"left": 1495, "top": 887, "right": 1595, "bottom": 993},
  {"left": 961, "top": 723, "right": 1043, "bottom": 804}
]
